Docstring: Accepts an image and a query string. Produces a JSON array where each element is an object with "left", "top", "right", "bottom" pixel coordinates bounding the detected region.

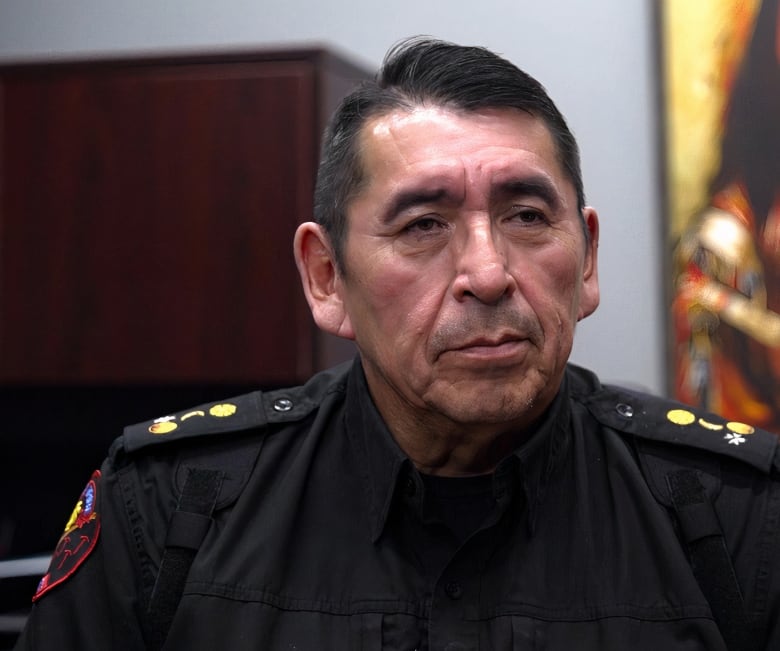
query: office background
[{"left": 0, "top": 0, "right": 665, "bottom": 395}]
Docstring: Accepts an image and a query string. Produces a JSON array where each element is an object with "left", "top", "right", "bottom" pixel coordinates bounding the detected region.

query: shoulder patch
[
  {"left": 584, "top": 385, "right": 779, "bottom": 474},
  {"left": 33, "top": 470, "right": 101, "bottom": 601},
  {"left": 122, "top": 388, "right": 320, "bottom": 453}
]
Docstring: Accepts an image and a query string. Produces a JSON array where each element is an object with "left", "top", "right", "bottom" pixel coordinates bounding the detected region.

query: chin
[{"left": 435, "top": 390, "right": 539, "bottom": 427}]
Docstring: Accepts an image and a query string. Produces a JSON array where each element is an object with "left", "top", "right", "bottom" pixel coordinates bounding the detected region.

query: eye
[
  {"left": 404, "top": 216, "right": 446, "bottom": 233},
  {"left": 507, "top": 208, "right": 548, "bottom": 226},
  {"left": 398, "top": 215, "right": 450, "bottom": 250}
]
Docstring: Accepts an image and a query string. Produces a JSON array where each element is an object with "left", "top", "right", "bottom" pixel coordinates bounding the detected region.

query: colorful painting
[{"left": 664, "top": 0, "right": 780, "bottom": 432}]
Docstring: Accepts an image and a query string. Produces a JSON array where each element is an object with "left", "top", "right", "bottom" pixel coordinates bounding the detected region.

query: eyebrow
[
  {"left": 490, "top": 176, "right": 562, "bottom": 212},
  {"left": 380, "top": 174, "right": 564, "bottom": 223},
  {"left": 381, "top": 187, "right": 456, "bottom": 223}
]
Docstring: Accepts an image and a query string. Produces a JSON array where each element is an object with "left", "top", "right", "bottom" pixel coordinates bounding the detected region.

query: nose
[{"left": 452, "top": 218, "right": 516, "bottom": 304}]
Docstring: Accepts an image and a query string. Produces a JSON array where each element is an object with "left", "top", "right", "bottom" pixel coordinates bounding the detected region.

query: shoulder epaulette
[
  {"left": 582, "top": 383, "right": 779, "bottom": 475},
  {"left": 121, "top": 361, "right": 354, "bottom": 453},
  {"left": 122, "top": 387, "right": 315, "bottom": 453}
]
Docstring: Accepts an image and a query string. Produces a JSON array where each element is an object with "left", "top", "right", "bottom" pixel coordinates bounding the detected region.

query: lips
[
  {"left": 450, "top": 334, "right": 523, "bottom": 351},
  {"left": 429, "top": 308, "right": 542, "bottom": 361},
  {"left": 436, "top": 335, "right": 532, "bottom": 366}
]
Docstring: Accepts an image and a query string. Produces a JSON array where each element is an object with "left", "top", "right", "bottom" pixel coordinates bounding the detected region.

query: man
[{"left": 16, "top": 38, "right": 780, "bottom": 650}]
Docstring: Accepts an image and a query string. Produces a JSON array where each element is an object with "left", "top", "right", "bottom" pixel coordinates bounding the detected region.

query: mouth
[{"left": 442, "top": 335, "right": 530, "bottom": 364}]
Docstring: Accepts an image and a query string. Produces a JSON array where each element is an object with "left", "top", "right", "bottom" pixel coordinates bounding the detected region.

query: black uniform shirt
[{"left": 16, "top": 361, "right": 780, "bottom": 650}]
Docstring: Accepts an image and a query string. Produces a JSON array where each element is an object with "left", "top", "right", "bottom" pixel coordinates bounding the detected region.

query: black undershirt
[{"left": 420, "top": 473, "right": 496, "bottom": 544}]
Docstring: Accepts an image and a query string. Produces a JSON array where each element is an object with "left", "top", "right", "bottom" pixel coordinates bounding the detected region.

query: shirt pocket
[{"left": 349, "top": 612, "right": 424, "bottom": 650}]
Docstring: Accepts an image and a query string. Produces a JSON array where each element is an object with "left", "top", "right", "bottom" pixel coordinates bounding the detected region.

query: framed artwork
[{"left": 662, "top": 0, "right": 780, "bottom": 433}]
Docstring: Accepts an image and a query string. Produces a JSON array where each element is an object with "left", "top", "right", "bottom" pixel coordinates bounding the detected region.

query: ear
[
  {"left": 577, "top": 207, "right": 600, "bottom": 321},
  {"left": 293, "top": 222, "right": 355, "bottom": 339}
]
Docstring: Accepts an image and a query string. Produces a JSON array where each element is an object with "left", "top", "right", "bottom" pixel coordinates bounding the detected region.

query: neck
[
  {"left": 406, "top": 433, "right": 528, "bottom": 476},
  {"left": 355, "top": 357, "right": 562, "bottom": 477},
  {"left": 375, "top": 398, "right": 539, "bottom": 477}
]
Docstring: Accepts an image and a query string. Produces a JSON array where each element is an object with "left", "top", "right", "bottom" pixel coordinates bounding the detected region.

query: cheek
[
  {"left": 515, "top": 251, "right": 585, "bottom": 321},
  {"left": 351, "top": 259, "right": 443, "bottom": 337}
]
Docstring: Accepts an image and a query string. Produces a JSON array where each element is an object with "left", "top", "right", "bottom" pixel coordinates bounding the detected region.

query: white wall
[{"left": 0, "top": 0, "right": 666, "bottom": 394}]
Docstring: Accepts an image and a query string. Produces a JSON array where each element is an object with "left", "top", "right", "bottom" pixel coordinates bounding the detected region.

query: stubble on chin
[{"left": 422, "top": 363, "right": 552, "bottom": 428}]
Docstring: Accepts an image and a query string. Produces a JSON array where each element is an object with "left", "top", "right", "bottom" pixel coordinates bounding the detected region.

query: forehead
[{"left": 356, "top": 105, "right": 568, "bottom": 193}]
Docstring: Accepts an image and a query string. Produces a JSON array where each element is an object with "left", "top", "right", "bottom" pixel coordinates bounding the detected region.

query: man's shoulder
[
  {"left": 116, "top": 361, "right": 352, "bottom": 456},
  {"left": 568, "top": 364, "right": 779, "bottom": 476}
]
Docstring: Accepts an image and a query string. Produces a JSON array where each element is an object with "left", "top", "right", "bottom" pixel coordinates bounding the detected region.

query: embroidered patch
[{"left": 33, "top": 470, "right": 102, "bottom": 602}]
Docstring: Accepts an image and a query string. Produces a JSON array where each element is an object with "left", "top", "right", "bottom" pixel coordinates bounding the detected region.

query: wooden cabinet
[
  {"left": 0, "top": 49, "right": 368, "bottom": 386},
  {"left": 0, "top": 48, "right": 369, "bottom": 563}
]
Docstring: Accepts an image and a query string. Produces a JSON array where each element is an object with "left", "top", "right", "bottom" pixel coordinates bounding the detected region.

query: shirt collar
[
  {"left": 344, "top": 358, "right": 572, "bottom": 542},
  {"left": 344, "top": 359, "right": 410, "bottom": 543},
  {"left": 506, "top": 371, "right": 571, "bottom": 533}
]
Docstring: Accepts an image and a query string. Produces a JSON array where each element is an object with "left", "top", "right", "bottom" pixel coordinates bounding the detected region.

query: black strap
[
  {"left": 146, "top": 467, "right": 223, "bottom": 651},
  {"left": 667, "top": 469, "right": 754, "bottom": 651}
]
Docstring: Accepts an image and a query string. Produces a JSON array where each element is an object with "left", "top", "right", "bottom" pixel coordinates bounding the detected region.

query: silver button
[
  {"left": 273, "top": 398, "right": 293, "bottom": 412},
  {"left": 616, "top": 403, "right": 634, "bottom": 418}
]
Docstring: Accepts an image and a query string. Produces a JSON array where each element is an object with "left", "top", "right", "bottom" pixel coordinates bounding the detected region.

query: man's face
[{"left": 306, "top": 106, "right": 599, "bottom": 436}]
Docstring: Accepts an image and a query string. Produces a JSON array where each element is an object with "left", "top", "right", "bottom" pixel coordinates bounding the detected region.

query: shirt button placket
[{"left": 429, "top": 567, "right": 477, "bottom": 651}]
